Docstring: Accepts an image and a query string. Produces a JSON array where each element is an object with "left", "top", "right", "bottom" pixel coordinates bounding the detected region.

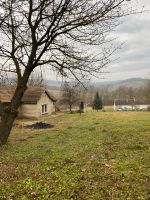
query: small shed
[{"left": 0, "top": 85, "right": 57, "bottom": 118}]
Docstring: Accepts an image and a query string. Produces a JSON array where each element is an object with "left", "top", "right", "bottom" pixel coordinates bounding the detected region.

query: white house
[
  {"left": 114, "top": 99, "right": 150, "bottom": 111},
  {"left": 0, "top": 85, "right": 57, "bottom": 118}
]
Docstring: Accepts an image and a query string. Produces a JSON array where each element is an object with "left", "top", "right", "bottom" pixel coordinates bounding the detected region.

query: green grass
[{"left": 0, "top": 111, "right": 150, "bottom": 199}]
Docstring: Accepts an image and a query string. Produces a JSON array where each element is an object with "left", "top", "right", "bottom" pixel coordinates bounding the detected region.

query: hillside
[
  {"left": 93, "top": 78, "right": 148, "bottom": 90},
  {"left": 45, "top": 78, "right": 148, "bottom": 92}
]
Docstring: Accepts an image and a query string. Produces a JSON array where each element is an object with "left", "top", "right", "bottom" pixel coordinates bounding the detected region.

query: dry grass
[{"left": 0, "top": 111, "right": 150, "bottom": 199}]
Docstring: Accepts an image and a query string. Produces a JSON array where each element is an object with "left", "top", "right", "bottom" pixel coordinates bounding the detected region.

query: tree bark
[
  {"left": 0, "top": 109, "right": 18, "bottom": 145},
  {"left": 0, "top": 69, "right": 31, "bottom": 145}
]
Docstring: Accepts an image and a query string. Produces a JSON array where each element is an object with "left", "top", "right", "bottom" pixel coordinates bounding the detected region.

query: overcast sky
[
  {"left": 103, "top": 0, "right": 150, "bottom": 82},
  {"left": 42, "top": 0, "right": 150, "bottom": 82}
]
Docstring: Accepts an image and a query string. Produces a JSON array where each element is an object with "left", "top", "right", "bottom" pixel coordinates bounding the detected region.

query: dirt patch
[
  {"left": 25, "top": 122, "right": 54, "bottom": 129},
  {"left": 26, "top": 156, "right": 42, "bottom": 163}
]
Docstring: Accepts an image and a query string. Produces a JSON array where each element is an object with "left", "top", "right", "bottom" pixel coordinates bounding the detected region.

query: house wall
[
  {"left": 19, "top": 93, "right": 55, "bottom": 118},
  {"left": 19, "top": 104, "right": 39, "bottom": 118},
  {"left": 114, "top": 105, "right": 150, "bottom": 111},
  {"left": 134, "top": 105, "right": 150, "bottom": 110},
  {"left": 37, "top": 92, "right": 55, "bottom": 117},
  {"left": 114, "top": 105, "right": 135, "bottom": 111}
]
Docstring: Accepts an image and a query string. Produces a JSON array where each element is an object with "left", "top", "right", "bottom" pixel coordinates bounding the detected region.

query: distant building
[
  {"left": 114, "top": 99, "right": 150, "bottom": 111},
  {"left": 0, "top": 85, "right": 57, "bottom": 118}
]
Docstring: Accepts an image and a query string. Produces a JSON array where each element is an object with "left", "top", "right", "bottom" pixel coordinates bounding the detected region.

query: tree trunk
[
  {"left": 0, "top": 110, "right": 18, "bottom": 145},
  {"left": 0, "top": 69, "right": 31, "bottom": 145},
  {"left": 69, "top": 104, "right": 72, "bottom": 112}
]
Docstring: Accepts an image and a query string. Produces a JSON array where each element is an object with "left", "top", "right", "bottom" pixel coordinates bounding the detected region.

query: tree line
[{"left": 59, "top": 79, "right": 150, "bottom": 111}]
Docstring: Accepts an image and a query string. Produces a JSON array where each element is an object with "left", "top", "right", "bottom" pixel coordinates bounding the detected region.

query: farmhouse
[
  {"left": 114, "top": 99, "right": 150, "bottom": 111},
  {"left": 0, "top": 85, "right": 57, "bottom": 118}
]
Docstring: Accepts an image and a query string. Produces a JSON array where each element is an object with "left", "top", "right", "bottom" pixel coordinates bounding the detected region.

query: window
[
  {"left": 42, "top": 104, "right": 48, "bottom": 114},
  {"left": 44, "top": 104, "right": 47, "bottom": 113},
  {"left": 42, "top": 105, "right": 44, "bottom": 113}
]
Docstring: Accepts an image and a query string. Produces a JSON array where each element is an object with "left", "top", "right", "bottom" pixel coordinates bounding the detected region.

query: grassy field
[{"left": 0, "top": 111, "right": 150, "bottom": 200}]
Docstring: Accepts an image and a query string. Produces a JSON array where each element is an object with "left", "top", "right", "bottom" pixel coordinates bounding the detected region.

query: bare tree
[
  {"left": 60, "top": 81, "right": 80, "bottom": 112},
  {"left": 28, "top": 71, "right": 44, "bottom": 86},
  {"left": 0, "top": 0, "right": 133, "bottom": 145},
  {"left": 6, "top": 71, "right": 44, "bottom": 86},
  {"left": 94, "top": 84, "right": 148, "bottom": 106},
  {"left": 144, "top": 78, "right": 150, "bottom": 103}
]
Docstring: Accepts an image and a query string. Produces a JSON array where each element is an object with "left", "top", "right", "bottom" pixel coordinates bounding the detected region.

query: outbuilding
[{"left": 0, "top": 85, "right": 57, "bottom": 118}]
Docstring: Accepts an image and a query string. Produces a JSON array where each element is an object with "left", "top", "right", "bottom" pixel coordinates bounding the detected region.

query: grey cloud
[
  {"left": 92, "top": 0, "right": 150, "bottom": 81},
  {"left": 45, "top": 0, "right": 150, "bottom": 81},
  {"left": 107, "top": 0, "right": 150, "bottom": 80}
]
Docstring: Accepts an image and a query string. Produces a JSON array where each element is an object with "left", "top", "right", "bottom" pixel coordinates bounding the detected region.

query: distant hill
[
  {"left": 93, "top": 78, "right": 148, "bottom": 90},
  {"left": 44, "top": 78, "right": 148, "bottom": 101},
  {"left": 45, "top": 80, "right": 62, "bottom": 88},
  {"left": 45, "top": 78, "right": 148, "bottom": 91}
]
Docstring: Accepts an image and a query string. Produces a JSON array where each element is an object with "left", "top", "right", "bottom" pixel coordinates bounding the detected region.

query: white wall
[
  {"left": 19, "top": 104, "right": 38, "bottom": 118},
  {"left": 19, "top": 92, "right": 55, "bottom": 118},
  {"left": 37, "top": 92, "right": 55, "bottom": 117},
  {"left": 114, "top": 105, "right": 150, "bottom": 111}
]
